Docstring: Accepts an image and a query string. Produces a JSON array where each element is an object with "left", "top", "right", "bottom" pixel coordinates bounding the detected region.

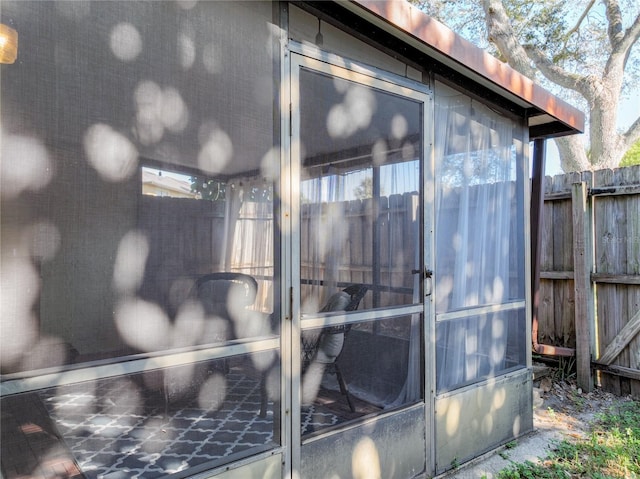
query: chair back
[{"left": 192, "top": 272, "right": 258, "bottom": 318}]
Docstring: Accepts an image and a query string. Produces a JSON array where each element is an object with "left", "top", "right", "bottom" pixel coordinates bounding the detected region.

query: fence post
[{"left": 572, "top": 181, "right": 594, "bottom": 392}]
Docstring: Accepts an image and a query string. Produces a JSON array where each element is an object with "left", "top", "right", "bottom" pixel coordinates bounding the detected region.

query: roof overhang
[{"left": 336, "top": 0, "right": 584, "bottom": 139}]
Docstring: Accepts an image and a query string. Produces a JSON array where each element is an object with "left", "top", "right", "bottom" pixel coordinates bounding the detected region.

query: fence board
[
  {"left": 572, "top": 182, "right": 593, "bottom": 391},
  {"left": 629, "top": 287, "right": 640, "bottom": 379},
  {"left": 552, "top": 177, "right": 574, "bottom": 346},
  {"left": 597, "top": 308, "right": 640, "bottom": 365},
  {"left": 538, "top": 280, "right": 555, "bottom": 344},
  {"left": 540, "top": 188, "right": 556, "bottom": 344}
]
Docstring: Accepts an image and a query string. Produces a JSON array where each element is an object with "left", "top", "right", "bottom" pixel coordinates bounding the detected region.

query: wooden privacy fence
[
  {"left": 538, "top": 164, "right": 640, "bottom": 397},
  {"left": 300, "top": 192, "right": 419, "bottom": 309}
]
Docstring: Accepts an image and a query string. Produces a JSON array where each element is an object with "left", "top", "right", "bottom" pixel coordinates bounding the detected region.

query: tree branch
[
  {"left": 555, "top": 136, "right": 590, "bottom": 172},
  {"left": 602, "top": 0, "right": 640, "bottom": 66},
  {"left": 524, "top": 46, "right": 595, "bottom": 98},
  {"left": 562, "top": 0, "right": 596, "bottom": 50},
  {"left": 481, "top": 0, "right": 537, "bottom": 78},
  {"left": 622, "top": 115, "right": 640, "bottom": 152},
  {"left": 602, "top": 0, "right": 625, "bottom": 47},
  {"left": 616, "top": 11, "right": 640, "bottom": 65},
  {"left": 604, "top": 8, "right": 640, "bottom": 88},
  {"left": 482, "top": 0, "right": 597, "bottom": 100}
]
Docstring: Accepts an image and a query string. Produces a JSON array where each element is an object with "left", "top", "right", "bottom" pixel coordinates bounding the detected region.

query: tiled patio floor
[
  {"left": 39, "top": 373, "right": 275, "bottom": 479},
  {"left": 1, "top": 370, "right": 375, "bottom": 479}
]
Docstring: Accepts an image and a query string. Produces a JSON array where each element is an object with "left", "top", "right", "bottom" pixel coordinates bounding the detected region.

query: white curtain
[
  {"left": 223, "top": 177, "right": 274, "bottom": 313},
  {"left": 434, "top": 82, "right": 516, "bottom": 390},
  {"left": 300, "top": 165, "right": 349, "bottom": 311},
  {"left": 387, "top": 198, "right": 421, "bottom": 408}
]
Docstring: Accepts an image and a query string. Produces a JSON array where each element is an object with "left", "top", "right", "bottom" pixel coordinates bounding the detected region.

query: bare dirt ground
[{"left": 534, "top": 374, "right": 635, "bottom": 439}]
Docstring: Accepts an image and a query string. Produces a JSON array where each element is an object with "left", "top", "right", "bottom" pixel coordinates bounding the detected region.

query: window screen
[{"left": 1, "top": 1, "right": 280, "bottom": 476}]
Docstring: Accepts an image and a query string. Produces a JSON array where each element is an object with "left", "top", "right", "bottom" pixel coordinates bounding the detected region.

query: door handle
[
  {"left": 411, "top": 268, "right": 433, "bottom": 279},
  {"left": 411, "top": 268, "right": 433, "bottom": 296},
  {"left": 424, "top": 269, "right": 433, "bottom": 297}
]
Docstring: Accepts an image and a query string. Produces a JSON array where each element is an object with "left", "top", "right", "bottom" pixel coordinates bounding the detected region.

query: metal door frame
[{"left": 284, "top": 44, "right": 436, "bottom": 477}]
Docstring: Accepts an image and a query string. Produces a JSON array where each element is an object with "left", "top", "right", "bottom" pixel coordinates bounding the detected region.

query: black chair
[
  {"left": 138, "top": 272, "right": 272, "bottom": 417},
  {"left": 191, "top": 272, "right": 259, "bottom": 342},
  {"left": 191, "top": 272, "right": 272, "bottom": 417},
  {"left": 301, "top": 284, "right": 368, "bottom": 412}
]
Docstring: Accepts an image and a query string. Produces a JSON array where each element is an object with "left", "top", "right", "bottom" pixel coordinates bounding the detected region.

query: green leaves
[{"left": 620, "top": 139, "right": 640, "bottom": 166}]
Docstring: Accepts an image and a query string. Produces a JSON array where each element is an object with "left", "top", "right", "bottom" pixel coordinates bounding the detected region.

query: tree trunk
[{"left": 555, "top": 136, "right": 590, "bottom": 172}]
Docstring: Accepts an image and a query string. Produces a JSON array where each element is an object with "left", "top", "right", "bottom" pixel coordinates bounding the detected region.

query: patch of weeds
[
  {"left": 497, "top": 400, "right": 640, "bottom": 479},
  {"left": 546, "top": 407, "right": 557, "bottom": 421},
  {"left": 550, "top": 356, "right": 576, "bottom": 382},
  {"left": 498, "top": 441, "right": 517, "bottom": 459},
  {"left": 450, "top": 457, "right": 460, "bottom": 469},
  {"left": 497, "top": 460, "right": 566, "bottom": 479}
]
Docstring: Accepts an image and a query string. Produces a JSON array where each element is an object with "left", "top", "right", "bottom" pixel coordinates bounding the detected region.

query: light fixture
[
  {"left": 0, "top": 24, "right": 18, "bottom": 64},
  {"left": 315, "top": 18, "right": 323, "bottom": 46}
]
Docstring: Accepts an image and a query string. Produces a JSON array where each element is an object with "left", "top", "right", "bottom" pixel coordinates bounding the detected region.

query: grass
[{"left": 497, "top": 400, "right": 640, "bottom": 479}]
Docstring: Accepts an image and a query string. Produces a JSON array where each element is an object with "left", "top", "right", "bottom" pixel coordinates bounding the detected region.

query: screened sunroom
[{"left": 0, "top": 1, "right": 583, "bottom": 478}]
